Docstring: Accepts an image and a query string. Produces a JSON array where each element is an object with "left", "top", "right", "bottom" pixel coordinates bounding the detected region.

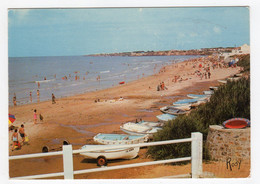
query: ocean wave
[
  {"left": 100, "top": 70, "right": 110, "bottom": 74},
  {"left": 35, "top": 79, "right": 55, "bottom": 83}
]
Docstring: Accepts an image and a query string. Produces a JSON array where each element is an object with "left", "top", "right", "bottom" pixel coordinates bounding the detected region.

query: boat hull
[
  {"left": 160, "top": 106, "right": 187, "bottom": 115},
  {"left": 80, "top": 145, "right": 139, "bottom": 160},
  {"left": 223, "top": 118, "right": 250, "bottom": 129},
  {"left": 173, "top": 98, "right": 198, "bottom": 106},
  {"left": 120, "top": 123, "right": 161, "bottom": 138},
  {"left": 156, "top": 113, "right": 177, "bottom": 122},
  {"left": 94, "top": 133, "right": 148, "bottom": 145},
  {"left": 172, "top": 104, "right": 191, "bottom": 111},
  {"left": 187, "top": 94, "right": 207, "bottom": 99}
]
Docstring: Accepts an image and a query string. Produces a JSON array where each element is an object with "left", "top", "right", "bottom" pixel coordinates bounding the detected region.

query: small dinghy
[
  {"left": 235, "top": 73, "right": 243, "bottom": 77},
  {"left": 93, "top": 133, "right": 149, "bottom": 145},
  {"left": 173, "top": 98, "right": 198, "bottom": 105},
  {"left": 120, "top": 122, "right": 162, "bottom": 138},
  {"left": 218, "top": 79, "right": 227, "bottom": 84},
  {"left": 228, "top": 77, "right": 241, "bottom": 81},
  {"left": 222, "top": 118, "right": 250, "bottom": 129},
  {"left": 203, "top": 90, "right": 214, "bottom": 95},
  {"left": 187, "top": 94, "right": 208, "bottom": 99},
  {"left": 172, "top": 104, "right": 191, "bottom": 111},
  {"left": 80, "top": 144, "right": 139, "bottom": 166},
  {"left": 156, "top": 113, "right": 177, "bottom": 122},
  {"left": 160, "top": 106, "right": 187, "bottom": 115},
  {"left": 136, "top": 120, "right": 163, "bottom": 127}
]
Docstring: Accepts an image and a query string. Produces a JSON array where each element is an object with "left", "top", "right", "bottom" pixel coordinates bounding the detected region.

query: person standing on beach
[
  {"left": 33, "top": 109, "right": 37, "bottom": 124},
  {"left": 13, "top": 93, "right": 17, "bottom": 106},
  {"left": 19, "top": 124, "right": 26, "bottom": 144},
  {"left": 37, "top": 90, "right": 40, "bottom": 102},
  {"left": 52, "top": 93, "right": 56, "bottom": 104},
  {"left": 11, "top": 129, "right": 20, "bottom": 151},
  {"left": 30, "top": 91, "right": 32, "bottom": 103}
]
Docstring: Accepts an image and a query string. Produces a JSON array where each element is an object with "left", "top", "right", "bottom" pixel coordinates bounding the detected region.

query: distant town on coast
[{"left": 88, "top": 44, "right": 250, "bottom": 57}]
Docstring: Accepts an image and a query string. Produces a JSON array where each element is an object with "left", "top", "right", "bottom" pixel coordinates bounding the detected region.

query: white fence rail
[{"left": 9, "top": 132, "right": 203, "bottom": 179}]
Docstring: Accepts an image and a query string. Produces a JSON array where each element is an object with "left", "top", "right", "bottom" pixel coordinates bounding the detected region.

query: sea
[{"left": 8, "top": 55, "right": 200, "bottom": 105}]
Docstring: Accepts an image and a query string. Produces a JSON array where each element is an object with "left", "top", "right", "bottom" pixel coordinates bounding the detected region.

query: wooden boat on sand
[
  {"left": 93, "top": 133, "right": 148, "bottom": 145},
  {"left": 173, "top": 98, "right": 198, "bottom": 106},
  {"left": 187, "top": 94, "right": 208, "bottom": 99},
  {"left": 120, "top": 122, "right": 162, "bottom": 138},
  {"left": 80, "top": 144, "right": 139, "bottom": 166},
  {"left": 222, "top": 118, "right": 250, "bottom": 129},
  {"left": 160, "top": 106, "right": 187, "bottom": 115},
  {"left": 172, "top": 104, "right": 191, "bottom": 111},
  {"left": 218, "top": 79, "right": 227, "bottom": 84},
  {"left": 203, "top": 90, "right": 214, "bottom": 95},
  {"left": 156, "top": 113, "right": 177, "bottom": 122}
]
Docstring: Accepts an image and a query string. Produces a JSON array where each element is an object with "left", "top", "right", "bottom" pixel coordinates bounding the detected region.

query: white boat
[
  {"left": 228, "top": 77, "right": 241, "bottom": 81},
  {"left": 156, "top": 113, "right": 177, "bottom": 122},
  {"left": 120, "top": 122, "right": 162, "bottom": 138},
  {"left": 93, "top": 133, "right": 149, "bottom": 145},
  {"left": 172, "top": 104, "right": 191, "bottom": 111},
  {"left": 80, "top": 144, "right": 139, "bottom": 166},
  {"left": 218, "top": 79, "right": 227, "bottom": 84},
  {"left": 160, "top": 106, "right": 187, "bottom": 115},
  {"left": 235, "top": 73, "right": 243, "bottom": 77},
  {"left": 187, "top": 94, "right": 208, "bottom": 99},
  {"left": 190, "top": 100, "right": 207, "bottom": 107},
  {"left": 136, "top": 120, "right": 163, "bottom": 127},
  {"left": 203, "top": 90, "right": 214, "bottom": 95}
]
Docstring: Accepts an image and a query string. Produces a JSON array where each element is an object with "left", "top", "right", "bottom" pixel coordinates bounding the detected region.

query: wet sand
[{"left": 9, "top": 56, "right": 249, "bottom": 178}]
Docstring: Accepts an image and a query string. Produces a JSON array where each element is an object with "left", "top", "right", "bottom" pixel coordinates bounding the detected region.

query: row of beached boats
[
  {"left": 218, "top": 73, "right": 243, "bottom": 84},
  {"left": 79, "top": 87, "right": 219, "bottom": 166}
]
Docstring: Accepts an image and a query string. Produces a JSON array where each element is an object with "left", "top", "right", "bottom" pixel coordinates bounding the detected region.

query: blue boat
[
  {"left": 156, "top": 113, "right": 177, "bottom": 122},
  {"left": 173, "top": 98, "right": 198, "bottom": 105},
  {"left": 187, "top": 94, "right": 207, "bottom": 99},
  {"left": 93, "top": 133, "right": 148, "bottom": 145}
]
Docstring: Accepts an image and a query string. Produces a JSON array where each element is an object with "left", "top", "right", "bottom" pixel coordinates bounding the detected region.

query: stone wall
[{"left": 206, "top": 125, "right": 250, "bottom": 161}]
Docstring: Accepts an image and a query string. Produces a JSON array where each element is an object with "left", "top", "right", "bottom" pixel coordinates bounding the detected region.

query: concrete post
[
  {"left": 62, "top": 145, "right": 74, "bottom": 179},
  {"left": 191, "top": 132, "right": 203, "bottom": 178}
]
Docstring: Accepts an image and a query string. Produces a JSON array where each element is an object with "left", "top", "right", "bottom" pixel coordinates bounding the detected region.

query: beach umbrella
[{"left": 9, "top": 114, "right": 16, "bottom": 124}]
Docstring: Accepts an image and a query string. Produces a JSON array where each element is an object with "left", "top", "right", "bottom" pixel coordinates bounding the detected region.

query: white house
[
  {"left": 218, "top": 44, "right": 250, "bottom": 62},
  {"left": 240, "top": 44, "right": 250, "bottom": 54}
]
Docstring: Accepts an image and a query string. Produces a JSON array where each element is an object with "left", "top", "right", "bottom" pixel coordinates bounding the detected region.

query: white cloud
[{"left": 213, "top": 26, "right": 221, "bottom": 34}]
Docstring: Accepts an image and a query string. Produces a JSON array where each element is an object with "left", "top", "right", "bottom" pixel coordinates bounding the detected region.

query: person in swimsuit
[
  {"left": 13, "top": 93, "right": 17, "bottom": 106},
  {"left": 33, "top": 109, "right": 37, "bottom": 124},
  {"left": 52, "top": 93, "right": 56, "bottom": 104},
  {"left": 11, "top": 129, "right": 19, "bottom": 151},
  {"left": 30, "top": 91, "right": 32, "bottom": 103},
  {"left": 19, "top": 124, "right": 26, "bottom": 144}
]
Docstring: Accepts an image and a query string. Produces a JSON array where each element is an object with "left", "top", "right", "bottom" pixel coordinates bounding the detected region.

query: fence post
[
  {"left": 62, "top": 145, "right": 74, "bottom": 179},
  {"left": 191, "top": 132, "right": 203, "bottom": 178}
]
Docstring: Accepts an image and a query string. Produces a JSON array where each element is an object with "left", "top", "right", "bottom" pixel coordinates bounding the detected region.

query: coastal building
[{"left": 218, "top": 44, "right": 250, "bottom": 63}]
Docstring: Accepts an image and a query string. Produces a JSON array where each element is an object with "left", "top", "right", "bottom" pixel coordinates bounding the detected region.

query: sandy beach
[{"left": 8, "top": 56, "right": 249, "bottom": 179}]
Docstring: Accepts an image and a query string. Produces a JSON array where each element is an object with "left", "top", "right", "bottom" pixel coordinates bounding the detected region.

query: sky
[{"left": 8, "top": 7, "right": 250, "bottom": 57}]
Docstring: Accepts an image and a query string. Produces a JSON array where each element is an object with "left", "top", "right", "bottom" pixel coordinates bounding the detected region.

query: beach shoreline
[{"left": 8, "top": 56, "right": 247, "bottom": 178}]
